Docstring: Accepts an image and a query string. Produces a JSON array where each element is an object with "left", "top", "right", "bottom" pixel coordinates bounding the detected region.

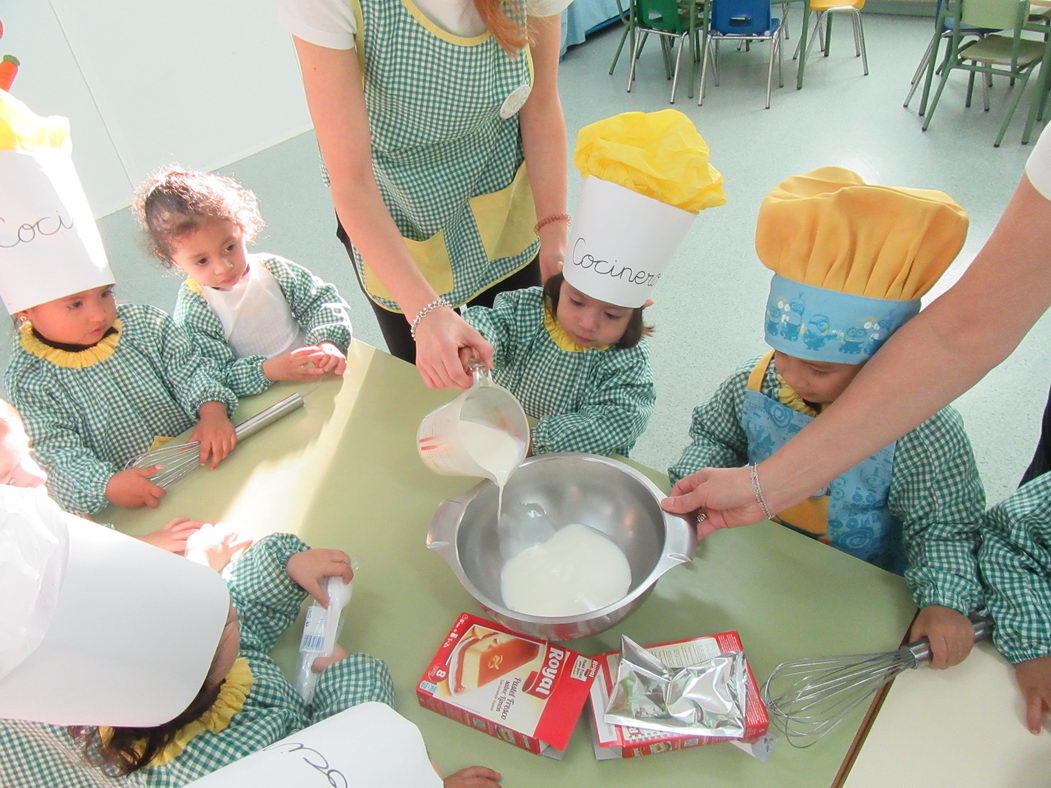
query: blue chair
[{"left": 699, "top": 0, "right": 785, "bottom": 108}]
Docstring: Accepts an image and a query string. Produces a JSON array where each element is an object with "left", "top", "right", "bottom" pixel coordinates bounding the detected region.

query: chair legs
[
  {"left": 795, "top": 8, "right": 868, "bottom": 76},
  {"left": 904, "top": 30, "right": 939, "bottom": 108},
  {"left": 700, "top": 31, "right": 784, "bottom": 108},
  {"left": 627, "top": 28, "right": 690, "bottom": 104}
]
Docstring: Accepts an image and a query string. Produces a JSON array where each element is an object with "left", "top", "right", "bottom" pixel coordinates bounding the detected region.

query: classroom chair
[
  {"left": 922, "top": 0, "right": 1046, "bottom": 146},
  {"left": 793, "top": 0, "right": 869, "bottom": 77},
  {"left": 699, "top": 0, "right": 785, "bottom": 108}
]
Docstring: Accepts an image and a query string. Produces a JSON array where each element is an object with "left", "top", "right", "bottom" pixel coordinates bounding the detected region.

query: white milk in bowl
[{"left": 500, "top": 523, "right": 632, "bottom": 617}]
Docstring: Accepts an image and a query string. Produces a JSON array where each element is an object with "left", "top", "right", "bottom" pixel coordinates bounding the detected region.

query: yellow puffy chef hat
[
  {"left": 756, "top": 167, "right": 967, "bottom": 363},
  {"left": 0, "top": 90, "right": 114, "bottom": 313},
  {"left": 564, "top": 110, "right": 725, "bottom": 308}
]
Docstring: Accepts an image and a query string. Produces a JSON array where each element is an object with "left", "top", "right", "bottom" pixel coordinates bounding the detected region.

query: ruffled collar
[
  {"left": 101, "top": 656, "right": 254, "bottom": 768},
  {"left": 543, "top": 298, "right": 611, "bottom": 353},
  {"left": 19, "top": 318, "right": 123, "bottom": 369},
  {"left": 777, "top": 375, "right": 822, "bottom": 418}
]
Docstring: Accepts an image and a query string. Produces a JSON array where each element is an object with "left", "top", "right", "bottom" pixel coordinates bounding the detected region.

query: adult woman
[
  {"left": 663, "top": 124, "right": 1051, "bottom": 530},
  {"left": 280, "top": 0, "right": 572, "bottom": 389}
]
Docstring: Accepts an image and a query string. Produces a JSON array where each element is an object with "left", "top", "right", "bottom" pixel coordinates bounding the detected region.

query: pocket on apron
[
  {"left": 363, "top": 228, "right": 456, "bottom": 303},
  {"left": 468, "top": 163, "right": 537, "bottom": 263}
]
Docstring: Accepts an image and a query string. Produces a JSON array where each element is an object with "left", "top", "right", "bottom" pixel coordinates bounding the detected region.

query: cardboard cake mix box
[
  {"left": 417, "top": 613, "right": 598, "bottom": 759},
  {"left": 589, "top": 631, "right": 773, "bottom": 761}
]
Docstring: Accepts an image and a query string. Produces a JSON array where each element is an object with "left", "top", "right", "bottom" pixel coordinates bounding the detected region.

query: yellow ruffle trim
[
  {"left": 543, "top": 299, "right": 610, "bottom": 353},
  {"left": 185, "top": 278, "right": 203, "bottom": 295},
  {"left": 100, "top": 656, "right": 253, "bottom": 768},
  {"left": 777, "top": 376, "right": 821, "bottom": 418},
  {"left": 18, "top": 318, "right": 123, "bottom": 369}
]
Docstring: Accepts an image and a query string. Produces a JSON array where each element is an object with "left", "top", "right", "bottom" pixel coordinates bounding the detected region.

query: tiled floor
[{"left": 21, "top": 12, "right": 1048, "bottom": 506}]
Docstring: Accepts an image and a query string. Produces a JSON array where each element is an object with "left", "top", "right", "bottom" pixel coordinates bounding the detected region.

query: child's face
[
  {"left": 22, "top": 285, "right": 117, "bottom": 346},
  {"left": 555, "top": 280, "right": 632, "bottom": 347},
  {"left": 773, "top": 351, "right": 863, "bottom": 405},
  {"left": 168, "top": 218, "right": 249, "bottom": 291}
]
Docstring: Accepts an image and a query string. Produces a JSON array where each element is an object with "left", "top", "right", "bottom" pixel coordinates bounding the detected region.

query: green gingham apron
[{"left": 350, "top": 0, "right": 539, "bottom": 311}]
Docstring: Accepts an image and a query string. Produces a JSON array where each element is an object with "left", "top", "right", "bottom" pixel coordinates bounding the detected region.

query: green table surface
[{"left": 105, "top": 341, "right": 916, "bottom": 787}]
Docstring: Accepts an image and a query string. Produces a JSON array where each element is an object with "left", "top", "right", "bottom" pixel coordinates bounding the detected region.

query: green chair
[
  {"left": 609, "top": 0, "right": 638, "bottom": 75},
  {"left": 626, "top": 0, "right": 700, "bottom": 102},
  {"left": 923, "top": 0, "right": 1046, "bottom": 146}
]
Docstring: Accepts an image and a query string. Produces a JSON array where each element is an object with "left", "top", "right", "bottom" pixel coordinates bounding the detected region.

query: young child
[
  {"left": 0, "top": 90, "right": 238, "bottom": 516},
  {"left": 462, "top": 272, "right": 655, "bottom": 457},
  {"left": 978, "top": 472, "right": 1051, "bottom": 734},
  {"left": 669, "top": 168, "right": 985, "bottom": 669},
  {"left": 461, "top": 110, "right": 725, "bottom": 457},
  {"left": 136, "top": 168, "right": 353, "bottom": 397}
]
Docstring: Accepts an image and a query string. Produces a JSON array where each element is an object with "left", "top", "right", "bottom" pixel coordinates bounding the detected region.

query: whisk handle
[
  {"left": 235, "top": 393, "right": 304, "bottom": 440},
  {"left": 905, "top": 615, "right": 994, "bottom": 664}
]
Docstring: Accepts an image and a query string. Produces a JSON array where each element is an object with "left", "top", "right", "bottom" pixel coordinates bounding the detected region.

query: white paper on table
[
  {"left": 845, "top": 640, "right": 1051, "bottom": 787},
  {"left": 188, "top": 703, "right": 442, "bottom": 787}
]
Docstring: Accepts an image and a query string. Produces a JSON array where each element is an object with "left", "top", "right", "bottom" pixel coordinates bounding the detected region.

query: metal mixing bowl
[{"left": 427, "top": 453, "right": 696, "bottom": 641}]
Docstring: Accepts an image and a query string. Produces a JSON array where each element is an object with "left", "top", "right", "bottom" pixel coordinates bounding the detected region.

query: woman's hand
[
  {"left": 137, "top": 517, "right": 204, "bottom": 553},
  {"left": 287, "top": 548, "right": 355, "bottom": 607},
  {"left": 106, "top": 466, "right": 165, "bottom": 508},
  {"left": 193, "top": 402, "right": 237, "bottom": 468},
  {"left": 661, "top": 466, "right": 766, "bottom": 535},
  {"left": 413, "top": 308, "right": 493, "bottom": 390},
  {"left": 538, "top": 222, "right": 567, "bottom": 282},
  {"left": 1014, "top": 656, "right": 1051, "bottom": 734},
  {"left": 909, "top": 606, "right": 976, "bottom": 669}
]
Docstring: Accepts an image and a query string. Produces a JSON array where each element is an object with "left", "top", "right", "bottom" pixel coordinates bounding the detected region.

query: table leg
[{"left": 1022, "top": 34, "right": 1051, "bottom": 144}]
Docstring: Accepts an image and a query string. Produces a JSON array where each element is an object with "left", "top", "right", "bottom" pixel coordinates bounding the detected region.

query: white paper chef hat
[
  {"left": 564, "top": 111, "right": 726, "bottom": 309},
  {"left": 0, "top": 485, "right": 230, "bottom": 726},
  {"left": 0, "top": 90, "right": 114, "bottom": 314}
]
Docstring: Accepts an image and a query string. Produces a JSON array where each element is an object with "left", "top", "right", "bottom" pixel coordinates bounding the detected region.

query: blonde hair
[{"left": 474, "top": 0, "right": 529, "bottom": 53}]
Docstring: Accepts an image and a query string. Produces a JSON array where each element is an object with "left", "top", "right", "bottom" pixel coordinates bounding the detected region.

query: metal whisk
[
  {"left": 763, "top": 616, "right": 992, "bottom": 747},
  {"left": 125, "top": 393, "right": 305, "bottom": 488}
]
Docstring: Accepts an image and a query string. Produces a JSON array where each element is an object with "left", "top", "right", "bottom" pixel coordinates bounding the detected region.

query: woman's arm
[
  {"left": 664, "top": 174, "right": 1051, "bottom": 527},
  {"left": 520, "top": 13, "right": 568, "bottom": 281},
  {"left": 291, "top": 37, "right": 491, "bottom": 389}
]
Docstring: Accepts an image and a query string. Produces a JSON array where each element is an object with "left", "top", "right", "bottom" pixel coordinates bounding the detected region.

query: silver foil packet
[{"left": 604, "top": 635, "right": 748, "bottom": 738}]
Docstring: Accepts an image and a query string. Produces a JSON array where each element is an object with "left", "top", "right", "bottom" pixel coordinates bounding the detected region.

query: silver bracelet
[
  {"left": 409, "top": 297, "right": 451, "bottom": 342},
  {"left": 749, "top": 463, "right": 774, "bottom": 520}
]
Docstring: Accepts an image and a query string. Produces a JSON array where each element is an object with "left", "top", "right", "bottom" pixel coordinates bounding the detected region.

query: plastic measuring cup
[{"left": 416, "top": 362, "right": 529, "bottom": 481}]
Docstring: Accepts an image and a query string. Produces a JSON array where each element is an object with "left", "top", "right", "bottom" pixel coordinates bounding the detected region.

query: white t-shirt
[
  {"left": 1025, "top": 123, "right": 1051, "bottom": 201},
  {"left": 278, "top": 0, "right": 573, "bottom": 50}
]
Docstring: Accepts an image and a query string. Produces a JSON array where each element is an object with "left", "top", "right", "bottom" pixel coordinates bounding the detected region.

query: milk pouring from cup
[
  {"left": 295, "top": 574, "right": 353, "bottom": 704},
  {"left": 416, "top": 361, "right": 529, "bottom": 486}
]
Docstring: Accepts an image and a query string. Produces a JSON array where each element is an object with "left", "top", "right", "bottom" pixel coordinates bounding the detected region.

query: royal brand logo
[
  {"left": 523, "top": 646, "right": 566, "bottom": 699},
  {"left": 488, "top": 655, "right": 503, "bottom": 670}
]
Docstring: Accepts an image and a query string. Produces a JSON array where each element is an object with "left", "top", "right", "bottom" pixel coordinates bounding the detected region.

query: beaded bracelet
[
  {"left": 533, "top": 212, "right": 570, "bottom": 234},
  {"left": 409, "top": 297, "right": 451, "bottom": 342},
  {"left": 749, "top": 463, "right": 774, "bottom": 521}
]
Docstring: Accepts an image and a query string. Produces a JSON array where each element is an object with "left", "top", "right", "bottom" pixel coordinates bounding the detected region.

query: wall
[{"left": 1, "top": 1, "right": 312, "bottom": 217}]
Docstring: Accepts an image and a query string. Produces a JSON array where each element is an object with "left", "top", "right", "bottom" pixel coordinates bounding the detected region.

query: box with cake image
[
  {"left": 588, "top": 631, "right": 773, "bottom": 761},
  {"left": 417, "top": 613, "right": 598, "bottom": 759}
]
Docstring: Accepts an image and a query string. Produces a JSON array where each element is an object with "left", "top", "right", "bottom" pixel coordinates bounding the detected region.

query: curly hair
[{"left": 133, "top": 167, "right": 264, "bottom": 264}]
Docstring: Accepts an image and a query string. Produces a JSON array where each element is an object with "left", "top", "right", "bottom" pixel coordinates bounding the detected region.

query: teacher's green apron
[
  {"left": 351, "top": 0, "right": 539, "bottom": 312},
  {"left": 741, "top": 351, "right": 905, "bottom": 572}
]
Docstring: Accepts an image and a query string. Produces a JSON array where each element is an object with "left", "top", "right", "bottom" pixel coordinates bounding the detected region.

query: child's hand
[
  {"left": 106, "top": 466, "right": 166, "bottom": 508},
  {"left": 286, "top": 548, "right": 354, "bottom": 606},
  {"left": 444, "top": 766, "right": 503, "bottom": 787},
  {"left": 311, "top": 645, "right": 350, "bottom": 673},
  {"left": 1014, "top": 656, "right": 1051, "bottom": 734},
  {"left": 909, "top": 605, "right": 976, "bottom": 669},
  {"left": 184, "top": 522, "right": 253, "bottom": 571},
  {"left": 262, "top": 348, "right": 326, "bottom": 382},
  {"left": 193, "top": 402, "right": 237, "bottom": 468},
  {"left": 137, "top": 516, "right": 204, "bottom": 552},
  {"left": 314, "top": 342, "right": 347, "bottom": 375}
]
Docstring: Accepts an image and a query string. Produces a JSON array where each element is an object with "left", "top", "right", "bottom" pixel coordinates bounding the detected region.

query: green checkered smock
[
  {"left": 174, "top": 254, "right": 353, "bottom": 396},
  {"left": 979, "top": 472, "right": 1051, "bottom": 663},
  {"left": 346, "top": 0, "right": 539, "bottom": 311},
  {"left": 462, "top": 287, "right": 655, "bottom": 456},
  {"left": 4, "top": 303, "right": 238, "bottom": 516},
  {"left": 669, "top": 354, "right": 986, "bottom": 613},
  {"left": 0, "top": 533, "right": 394, "bottom": 787}
]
